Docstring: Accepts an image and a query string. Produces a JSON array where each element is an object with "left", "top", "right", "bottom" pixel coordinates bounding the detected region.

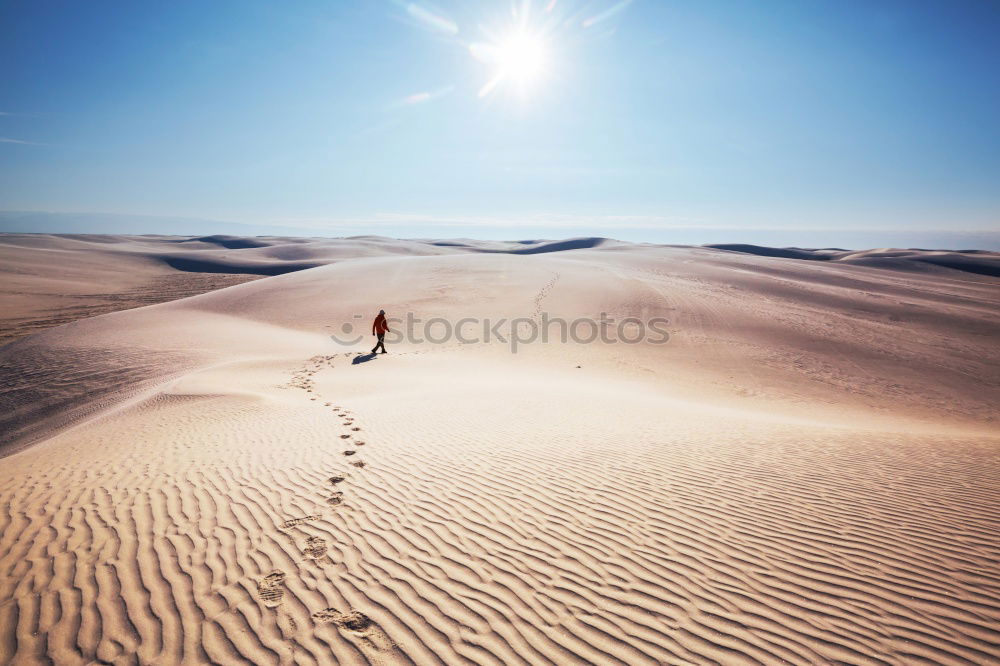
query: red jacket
[{"left": 373, "top": 314, "right": 389, "bottom": 335}]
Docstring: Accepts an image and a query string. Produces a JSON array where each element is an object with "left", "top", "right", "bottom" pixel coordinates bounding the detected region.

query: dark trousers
[{"left": 372, "top": 333, "right": 386, "bottom": 353}]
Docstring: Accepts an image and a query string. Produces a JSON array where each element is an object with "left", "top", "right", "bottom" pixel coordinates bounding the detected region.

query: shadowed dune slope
[
  {"left": 707, "top": 243, "right": 1000, "bottom": 277},
  {"left": 151, "top": 254, "right": 323, "bottom": 275},
  {"left": 1, "top": 241, "right": 998, "bottom": 664},
  {"left": 179, "top": 234, "right": 272, "bottom": 249}
]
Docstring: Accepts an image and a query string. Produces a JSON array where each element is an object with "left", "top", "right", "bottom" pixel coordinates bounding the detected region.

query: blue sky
[{"left": 1, "top": 0, "right": 998, "bottom": 247}]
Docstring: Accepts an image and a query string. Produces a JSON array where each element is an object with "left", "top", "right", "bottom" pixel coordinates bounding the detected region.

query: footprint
[
  {"left": 326, "top": 492, "right": 344, "bottom": 506},
  {"left": 329, "top": 475, "right": 346, "bottom": 485},
  {"left": 280, "top": 515, "right": 322, "bottom": 529},
  {"left": 312, "top": 609, "right": 372, "bottom": 631},
  {"left": 350, "top": 461, "right": 367, "bottom": 468},
  {"left": 340, "top": 434, "right": 351, "bottom": 439},
  {"left": 351, "top": 427, "right": 361, "bottom": 431},
  {"left": 312, "top": 609, "right": 399, "bottom": 655},
  {"left": 303, "top": 536, "right": 327, "bottom": 560},
  {"left": 312, "top": 608, "right": 340, "bottom": 623},
  {"left": 354, "top": 441, "right": 366, "bottom": 446},
  {"left": 257, "top": 571, "right": 286, "bottom": 607},
  {"left": 343, "top": 450, "right": 356, "bottom": 456}
]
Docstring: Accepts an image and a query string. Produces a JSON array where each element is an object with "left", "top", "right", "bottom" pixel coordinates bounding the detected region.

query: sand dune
[
  {"left": 1, "top": 238, "right": 998, "bottom": 664},
  {"left": 0, "top": 234, "right": 635, "bottom": 346},
  {"left": 707, "top": 244, "right": 1000, "bottom": 277},
  {"left": 0, "top": 234, "right": 266, "bottom": 346},
  {"left": 0, "top": 233, "right": 469, "bottom": 346}
]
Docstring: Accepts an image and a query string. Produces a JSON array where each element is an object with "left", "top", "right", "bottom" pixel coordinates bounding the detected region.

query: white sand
[{"left": 1, "top": 236, "right": 998, "bottom": 664}]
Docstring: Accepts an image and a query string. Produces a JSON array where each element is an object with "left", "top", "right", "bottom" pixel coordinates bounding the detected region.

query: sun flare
[
  {"left": 470, "top": 28, "right": 550, "bottom": 98},
  {"left": 496, "top": 31, "right": 547, "bottom": 84},
  {"left": 404, "top": 0, "right": 642, "bottom": 102}
]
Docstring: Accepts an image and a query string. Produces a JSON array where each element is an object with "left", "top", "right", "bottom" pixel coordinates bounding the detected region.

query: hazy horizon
[{"left": 1, "top": 209, "right": 997, "bottom": 250}]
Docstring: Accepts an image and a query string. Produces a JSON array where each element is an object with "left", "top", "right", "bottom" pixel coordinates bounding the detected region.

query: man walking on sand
[{"left": 372, "top": 309, "right": 389, "bottom": 354}]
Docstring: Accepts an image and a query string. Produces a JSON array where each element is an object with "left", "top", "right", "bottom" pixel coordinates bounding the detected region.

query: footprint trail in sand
[{"left": 271, "top": 352, "right": 389, "bottom": 653}]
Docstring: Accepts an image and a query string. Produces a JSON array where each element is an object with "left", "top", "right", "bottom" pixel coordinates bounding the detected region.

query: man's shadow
[{"left": 351, "top": 353, "right": 378, "bottom": 365}]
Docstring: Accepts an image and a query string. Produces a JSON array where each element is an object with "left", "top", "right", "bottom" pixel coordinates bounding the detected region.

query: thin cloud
[
  {"left": 392, "top": 85, "right": 455, "bottom": 108},
  {"left": 0, "top": 137, "right": 44, "bottom": 145}
]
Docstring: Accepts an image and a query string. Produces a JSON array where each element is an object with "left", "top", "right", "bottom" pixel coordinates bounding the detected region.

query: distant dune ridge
[
  {"left": 1, "top": 233, "right": 998, "bottom": 664},
  {"left": 707, "top": 243, "right": 1000, "bottom": 277}
]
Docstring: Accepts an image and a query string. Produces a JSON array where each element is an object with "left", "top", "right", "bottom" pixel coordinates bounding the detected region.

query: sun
[
  {"left": 496, "top": 31, "right": 547, "bottom": 85},
  {"left": 471, "top": 28, "right": 550, "bottom": 98},
  {"left": 404, "top": 0, "right": 637, "bottom": 103}
]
